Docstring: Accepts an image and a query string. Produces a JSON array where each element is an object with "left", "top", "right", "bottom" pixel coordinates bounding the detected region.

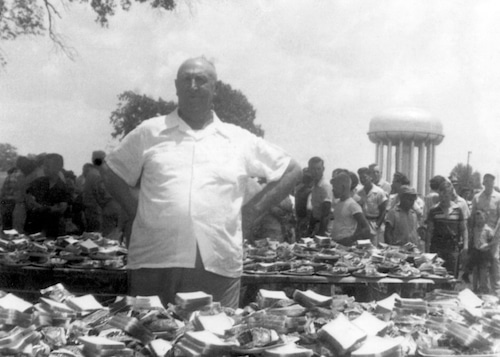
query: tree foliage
[
  {"left": 109, "top": 81, "right": 265, "bottom": 139},
  {"left": 0, "top": 0, "right": 176, "bottom": 65},
  {"left": 213, "top": 81, "right": 263, "bottom": 137},
  {"left": 450, "top": 163, "right": 482, "bottom": 196},
  {"left": 109, "top": 91, "right": 177, "bottom": 139},
  {"left": 0, "top": 143, "right": 18, "bottom": 171}
]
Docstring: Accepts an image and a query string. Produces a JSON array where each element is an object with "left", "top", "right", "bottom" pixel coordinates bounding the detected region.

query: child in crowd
[{"left": 462, "top": 210, "right": 495, "bottom": 293}]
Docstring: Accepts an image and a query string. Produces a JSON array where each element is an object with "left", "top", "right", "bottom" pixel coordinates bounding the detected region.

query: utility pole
[{"left": 467, "top": 151, "right": 472, "bottom": 188}]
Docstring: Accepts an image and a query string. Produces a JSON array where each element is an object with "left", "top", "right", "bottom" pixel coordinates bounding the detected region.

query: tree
[
  {"left": 0, "top": 0, "right": 176, "bottom": 66},
  {"left": 450, "top": 163, "right": 482, "bottom": 196},
  {"left": 213, "top": 81, "right": 263, "bottom": 137},
  {"left": 109, "top": 91, "right": 177, "bottom": 139},
  {"left": 109, "top": 81, "right": 264, "bottom": 139},
  {"left": 0, "top": 143, "right": 18, "bottom": 171}
]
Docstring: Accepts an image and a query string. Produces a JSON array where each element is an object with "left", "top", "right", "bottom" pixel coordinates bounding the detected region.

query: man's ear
[
  {"left": 175, "top": 78, "right": 180, "bottom": 96},
  {"left": 213, "top": 80, "right": 219, "bottom": 96}
]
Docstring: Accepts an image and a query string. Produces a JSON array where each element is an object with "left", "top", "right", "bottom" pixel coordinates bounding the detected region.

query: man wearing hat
[
  {"left": 388, "top": 171, "right": 425, "bottom": 222},
  {"left": 384, "top": 185, "right": 421, "bottom": 246}
]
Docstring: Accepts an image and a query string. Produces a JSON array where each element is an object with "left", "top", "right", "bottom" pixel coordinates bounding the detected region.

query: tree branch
[{"left": 43, "top": 0, "right": 77, "bottom": 60}]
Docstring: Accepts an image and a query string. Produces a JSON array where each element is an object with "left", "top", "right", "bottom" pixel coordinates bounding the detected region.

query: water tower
[{"left": 367, "top": 108, "right": 444, "bottom": 195}]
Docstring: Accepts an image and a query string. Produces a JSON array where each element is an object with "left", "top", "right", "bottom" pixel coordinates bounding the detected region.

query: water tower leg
[
  {"left": 417, "top": 142, "right": 425, "bottom": 196},
  {"left": 409, "top": 140, "right": 415, "bottom": 187},
  {"left": 426, "top": 142, "right": 433, "bottom": 196},
  {"left": 387, "top": 141, "right": 392, "bottom": 181}
]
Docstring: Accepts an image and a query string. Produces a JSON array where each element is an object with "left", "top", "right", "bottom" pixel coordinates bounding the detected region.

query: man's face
[
  {"left": 359, "top": 172, "right": 371, "bottom": 186},
  {"left": 308, "top": 162, "right": 324, "bottom": 182},
  {"left": 391, "top": 179, "right": 402, "bottom": 194},
  {"left": 483, "top": 177, "right": 495, "bottom": 193},
  {"left": 43, "top": 160, "right": 60, "bottom": 178},
  {"left": 370, "top": 166, "right": 381, "bottom": 183},
  {"left": 331, "top": 180, "right": 343, "bottom": 199},
  {"left": 175, "top": 59, "right": 217, "bottom": 119},
  {"left": 400, "top": 194, "right": 416, "bottom": 210},
  {"left": 438, "top": 187, "right": 453, "bottom": 204}
]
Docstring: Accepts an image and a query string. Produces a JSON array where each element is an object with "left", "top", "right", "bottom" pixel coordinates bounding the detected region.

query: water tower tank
[{"left": 367, "top": 108, "right": 444, "bottom": 195}]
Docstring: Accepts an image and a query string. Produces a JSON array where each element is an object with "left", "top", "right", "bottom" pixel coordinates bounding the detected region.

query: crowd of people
[
  {"left": 287, "top": 156, "right": 500, "bottom": 295},
  {"left": 0, "top": 57, "right": 499, "bottom": 306},
  {"left": 0, "top": 151, "right": 127, "bottom": 242}
]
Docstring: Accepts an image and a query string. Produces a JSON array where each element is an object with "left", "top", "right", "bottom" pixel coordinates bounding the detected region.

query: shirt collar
[{"left": 163, "top": 110, "right": 231, "bottom": 139}]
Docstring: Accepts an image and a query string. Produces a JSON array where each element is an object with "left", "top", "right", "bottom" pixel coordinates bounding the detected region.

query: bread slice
[
  {"left": 40, "top": 298, "right": 75, "bottom": 314},
  {"left": 258, "top": 289, "right": 292, "bottom": 309},
  {"left": 375, "top": 293, "right": 400, "bottom": 314},
  {"left": 175, "top": 291, "right": 213, "bottom": 310},
  {"left": 65, "top": 295, "right": 103, "bottom": 312},
  {"left": 352, "top": 312, "right": 388, "bottom": 336},
  {"left": 78, "top": 336, "right": 126, "bottom": 350},
  {"left": 263, "top": 343, "right": 314, "bottom": 357},
  {"left": 293, "top": 289, "right": 332, "bottom": 308},
  {"left": 183, "top": 330, "right": 235, "bottom": 353},
  {"left": 147, "top": 339, "right": 173, "bottom": 357},
  {"left": 0, "top": 293, "right": 33, "bottom": 313},
  {"left": 351, "top": 336, "right": 401, "bottom": 357},
  {"left": 79, "top": 239, "right": 99, "bottom": 254},
  {"left": 193, "top": 312, "right": 234, "bottom": 336},
  {"left": 317, "top": 313, "right": 367, "bottom": 354}
]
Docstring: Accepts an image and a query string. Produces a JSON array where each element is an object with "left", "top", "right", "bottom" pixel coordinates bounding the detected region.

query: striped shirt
[{"left": 427, "top": 202, "right": 464, "bottom": 249}]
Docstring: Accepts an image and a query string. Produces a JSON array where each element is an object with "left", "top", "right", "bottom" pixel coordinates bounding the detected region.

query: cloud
[{"left": 1, "top": 0, "right": 500, "bottom": 180}]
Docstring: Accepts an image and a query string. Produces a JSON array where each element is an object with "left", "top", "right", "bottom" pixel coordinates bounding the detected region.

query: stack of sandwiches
[
  {"left": 79, "top": 336, "right": 133, "bottom": 356},
  {"left": 247, "top": 310, "right": 306, "bottom": 334},
  {"left": 292, "top": 289, "right": 332, "bottom": 308},
  {"left": 263, "top": 343, "right": 314, "bottom": 357},
  {"left": 193, "top": 312, "right": 234, "bottom": 336},
  {"left": 257, "top": 289, "right": 293, "bottom": 309},
  {"left": 176, "top": 330, "right": 235, "bottom": 357},
  {"left": 317, "top": 313, "right": 367, "bottom": 355},
  {"left": 175, "top": 292, "right": 213, "bottom": 311}
]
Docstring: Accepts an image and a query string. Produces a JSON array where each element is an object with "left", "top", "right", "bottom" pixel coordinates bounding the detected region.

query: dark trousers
[
  {"left": 431, "top": 244, "right": 460, "bottom": 278},
  {"left": 0, "top": 199, "right": 16, "bottom": 230},
  {"left": 128, "top": 248, "right": 240, "bottom": 309}
]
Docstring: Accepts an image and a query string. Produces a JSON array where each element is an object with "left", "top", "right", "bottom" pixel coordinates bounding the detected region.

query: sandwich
[{"left": 317, "top": 313, "right": 367, "bottom": 354}]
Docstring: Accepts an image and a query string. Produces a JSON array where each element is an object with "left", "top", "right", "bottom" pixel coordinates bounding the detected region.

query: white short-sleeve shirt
[
  {"left": 330, "top": 197, "right": 363, "bottom": 241},
  {"left": 107, "top": 111, "right": 291, "bottom": 277}
]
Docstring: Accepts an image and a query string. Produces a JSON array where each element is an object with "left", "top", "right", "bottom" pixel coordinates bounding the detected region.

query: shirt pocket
[{"left": 198, "top": 141, "right": 246, "bottom": 184}]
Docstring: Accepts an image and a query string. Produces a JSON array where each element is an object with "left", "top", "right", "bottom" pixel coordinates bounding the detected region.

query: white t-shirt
[
  {"left": 358, "top": 184, "right": 387, "bottom": 219},
  {"left": 107, "top": 111, "right": 291, "bottom": 277},
  {"left": 330, "top": 197, "right": 363, "bottom": 241}
]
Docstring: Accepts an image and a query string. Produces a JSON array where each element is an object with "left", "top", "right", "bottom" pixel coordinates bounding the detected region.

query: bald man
[{"left": 96, "top": 57, "right": 302, "bottom": 308}]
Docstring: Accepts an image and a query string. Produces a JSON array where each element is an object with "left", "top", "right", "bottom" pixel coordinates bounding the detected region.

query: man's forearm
[
  {"left": 461, "top": 220, "right": 468, "bottom": 250},
  {"left": 244, "top": 159, "right": 302, "bottom": 221},
  {"left": 97, "top": 163, "right": 138, "bottom": 219}
]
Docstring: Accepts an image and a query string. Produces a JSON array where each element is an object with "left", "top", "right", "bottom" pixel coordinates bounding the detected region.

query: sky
[{"left": 1, "top": 0, "right": 500, "bottom": 181}]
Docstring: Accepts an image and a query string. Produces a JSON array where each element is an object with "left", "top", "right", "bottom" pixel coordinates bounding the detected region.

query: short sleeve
[
  {"left": 385, "top": 209, "right": 396, "bottom": 226},
  {"left": 244, "top": 136, "right": 291, "bottom": 182},
  {"left": 349, "top": 199, "right": 363, "bottom": 216},
  {"left": 106, "top": 126, "right": 146, "bottom": 187},
  {"left": 377, "top": 190, "right": 388, "bottom": 205},
  {"left": 323, "top": 182, "right": 333, "bottom": 203}
]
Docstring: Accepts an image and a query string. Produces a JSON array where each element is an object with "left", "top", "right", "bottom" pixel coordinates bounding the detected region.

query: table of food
[
  {"left": 0, "top": 230, "right": 128, "bottom": 300},
  {"left": 0, "top": 282, "right": 497, "bottom": 356},
  {"left": 241, "top": 237, "right": 457, "bottom": 304}
]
